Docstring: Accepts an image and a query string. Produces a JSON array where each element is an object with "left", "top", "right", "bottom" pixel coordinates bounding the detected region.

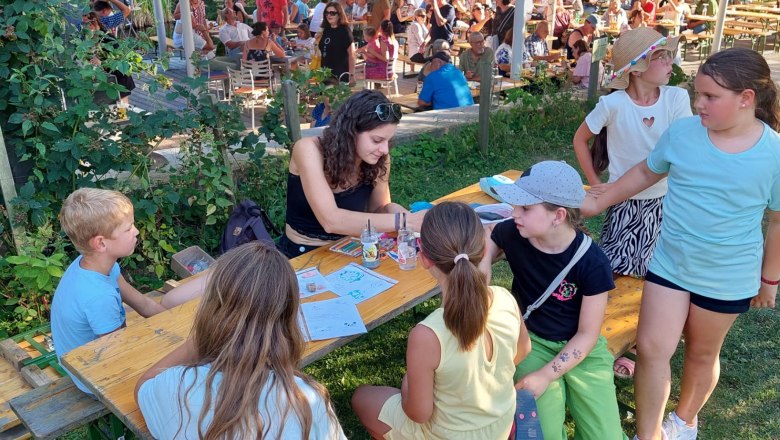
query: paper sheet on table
[
  {"left": 295, "top": 267, "right": 333, "bottom": 298},
  {"left": 324, "top": 263, "right": 398, "bottom": 304},
  {"left": 298, "top": 297, "right": 367, "bottom": 341}
]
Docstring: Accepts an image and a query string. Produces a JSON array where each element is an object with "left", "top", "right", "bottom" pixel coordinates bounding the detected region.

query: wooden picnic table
[
  {"left": 731, "top": 3, "right": 780, "bottom": 13},
  {"left": 686, "top": 14, "right": 718, "bottom": 22},
  {"left": 59, "top": 170, "right": 644, "bottom": 439},
  {"left": 60, "top": 171, "right": 522, "bottom": 439}
]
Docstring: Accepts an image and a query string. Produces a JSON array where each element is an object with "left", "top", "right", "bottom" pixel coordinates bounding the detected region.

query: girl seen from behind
[
  {"left": 135, "top": 242, "right": 346, "bottom": 440},
  {"left": 480, "top": 161, "right": 625, "bottom": 440},
  {"left": 352, "top": 201, "right": 529, "bottom": 439},
  {"left": 581, "top": 47, "right": 780, "bottom": 440}
]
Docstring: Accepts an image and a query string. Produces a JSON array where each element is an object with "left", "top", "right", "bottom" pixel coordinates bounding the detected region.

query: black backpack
[{"left": 219, "top": 199, "right": 280, "bottom": 254}]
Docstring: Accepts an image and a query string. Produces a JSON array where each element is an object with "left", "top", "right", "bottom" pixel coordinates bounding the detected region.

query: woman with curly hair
[
  {"left": 279, "top": 90, "right": 424, "bottom": 258},
  {"left": 135, "top": 242, "right": 346, "bottom": 439}
]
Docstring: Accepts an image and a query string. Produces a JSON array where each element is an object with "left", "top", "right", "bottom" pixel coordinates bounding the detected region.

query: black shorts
[{"left": 645, "top": 271, "right": 751, "bottom": 314}]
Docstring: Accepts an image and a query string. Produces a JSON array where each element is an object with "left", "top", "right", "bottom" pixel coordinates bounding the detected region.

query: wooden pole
[
  {"left": 478, "top": 61, "right": 492, "bottom": 153},
  {"left": 282, "top": 80, "right": 302, "bottom": 144},
  {"left": 0, "top": 125, "right": 23, "bottom": 253}
]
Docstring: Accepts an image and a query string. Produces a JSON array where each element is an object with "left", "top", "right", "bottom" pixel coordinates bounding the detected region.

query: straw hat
[{"left": 605, "top": 27, "right": 682, "bottom": 90}]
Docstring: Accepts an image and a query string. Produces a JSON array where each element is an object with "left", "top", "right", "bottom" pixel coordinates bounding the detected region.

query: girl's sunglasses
[
  {"left": 371, "top": 103, "right": 402, "bottom": 121},
  {"left": 325, "top": 10, "right": 339, "bottom": 16}
]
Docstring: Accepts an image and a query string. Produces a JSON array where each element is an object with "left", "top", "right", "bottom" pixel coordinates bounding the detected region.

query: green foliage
[
  {"left": 259, "top": 68, "right": 352, "bottom": 147},
  {"left": 0, "top": 225, "right": 69, "bottom": 335}
]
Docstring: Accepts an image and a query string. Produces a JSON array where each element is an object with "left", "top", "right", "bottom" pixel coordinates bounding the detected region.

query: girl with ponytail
[{"left": 352, "top": 201, "right": 529, "bottom": 439}]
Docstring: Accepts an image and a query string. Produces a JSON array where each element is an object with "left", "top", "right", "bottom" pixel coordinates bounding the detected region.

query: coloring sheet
[
  {"left": 324, "top": 263, "right": 398, "bottom": 304},
  {"left": 295, "top": 267, "right": 333, "bottom": 298},
  {"left": 299, "top": 297, "right": 367, "bottom": 341}
]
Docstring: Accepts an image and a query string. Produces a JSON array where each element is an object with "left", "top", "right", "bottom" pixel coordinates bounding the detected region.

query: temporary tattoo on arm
[
  {"left": 552, "top": 361, "right": 562, "bottom": 373},
  {"left": 572, "top": 349, "right": 582, "bottom": 359},
  {"left": 559, "top": 352, "right": 570, "bottom": 362}
]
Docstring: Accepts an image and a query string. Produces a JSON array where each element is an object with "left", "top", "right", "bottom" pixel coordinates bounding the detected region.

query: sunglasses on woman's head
[
  {"left": 371, "top": 103, "right": 402, "bottom": 121},
  {"left": 326, "top": 10, "right": 339, "bottom": 15}
]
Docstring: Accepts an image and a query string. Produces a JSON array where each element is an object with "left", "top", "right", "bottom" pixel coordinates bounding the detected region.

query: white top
[
  {"left": 310, "top": 2, "right": 327, "bottom": 33},
  {"left": 138, "top": 366, "right": 347, "bottom": 440},
  {"left": 295, "top": 36, "right": 316, "bottom": 59},
  {"left": 352, "top": 2, "right": 369, "bottom": 20},
  {"left": 407, "top": 20, "right": 428, "bottom": 55},
  {"left": 584, "top": 86, "right": 692, "bottom": 199},
  {"left": 218, "top": 21, "right": 253, "bottom": 45}
]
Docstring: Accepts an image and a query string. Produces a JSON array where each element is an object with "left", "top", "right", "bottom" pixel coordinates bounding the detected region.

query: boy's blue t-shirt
[
  {"left": 138, "top": 366, "right": 347, "bottom": 439},
  {"left": 647, "top": 116, "right": 780, "bottom": 300},
  {"left": 50, "top": 256, "right": 125, "bottom": 394},
  {"left": 418, "top": 64, "right": 474, "bottom": 110}
]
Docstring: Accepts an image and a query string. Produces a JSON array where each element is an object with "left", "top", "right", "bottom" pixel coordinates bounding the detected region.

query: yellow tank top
[{"left": 420, "top": 285, "right": 521, "bottom": 438}]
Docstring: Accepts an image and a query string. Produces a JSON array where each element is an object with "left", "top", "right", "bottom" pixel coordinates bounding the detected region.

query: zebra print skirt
[{"left": 599, "top": 196, "right": 664, "bottom": 277}]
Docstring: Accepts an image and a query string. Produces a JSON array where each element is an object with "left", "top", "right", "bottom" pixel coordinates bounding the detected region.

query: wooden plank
[
  {"left": 0, "top": 341, "right": 29, "bottom": 372},
  {"left": 0, "top": 423, "right": 30, "bottom": 440},
  {"left": 9, "top": 377, "right": 108, "bottom": 440},
  {"left": 19, "top": 366, "right": 51, "bottom": 389}
]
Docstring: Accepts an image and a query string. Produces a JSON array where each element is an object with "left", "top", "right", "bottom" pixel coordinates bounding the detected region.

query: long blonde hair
[
  {"left": 181, "top": 242, "right": 335, "bottom": 439},
  {"left": 420, "top": 202, "right": 491, "bottom": 351}
]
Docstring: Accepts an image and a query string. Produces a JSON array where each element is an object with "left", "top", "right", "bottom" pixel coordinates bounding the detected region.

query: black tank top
[
  {"left": 285, "top": 173, "right": 374, "bottom": 241},
  {"left": 566, "top": 28, "right": 584, "bottom": 60}
]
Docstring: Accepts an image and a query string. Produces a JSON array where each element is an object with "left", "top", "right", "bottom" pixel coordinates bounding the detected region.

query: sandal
[{"left": 613, "top": 355, "right": 635, "bottom": 379}]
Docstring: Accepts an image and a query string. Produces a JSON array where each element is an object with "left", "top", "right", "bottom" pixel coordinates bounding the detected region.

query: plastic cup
[
  {"left": 397, "top": 227, "right": 417, "bottom": 270},
  {"left": 361, "top": 227, "right": 380, "bottom": 269}
]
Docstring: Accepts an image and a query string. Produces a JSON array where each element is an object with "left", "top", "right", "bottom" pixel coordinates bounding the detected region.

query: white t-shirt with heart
[{"left": 585, "top": 86, "right": 692, "bottom": 199}]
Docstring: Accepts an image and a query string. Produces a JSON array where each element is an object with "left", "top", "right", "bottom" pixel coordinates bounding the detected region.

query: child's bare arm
[
  {"left": 134, "top": 338, "right": 197, "bottom": 402},
  {"left": 572, "top": 121, "right": 600, "bottom": 185},
  {"left": 515, "top": 318, "right": 532, "bottom": 365},
  {"left": 118, "top": 275, "right": 166, "bottom": 317},
  {"left": 160, "top": 274, "right": 210, "bottom": 309},
  {"left": 581, "top": 161, "right": 665, "bottom": 217},
  {"left": 515, "top": 292, "right": 607, "bottom": 397},
  {"left": 478, "top": 234, "right": 503, "bottom": 283},
  {"left": 401, "top": 324, "right": 439, "bottom": 423},
  {"left": 754, "top": 209, "right": 780, "bottom": 308}
]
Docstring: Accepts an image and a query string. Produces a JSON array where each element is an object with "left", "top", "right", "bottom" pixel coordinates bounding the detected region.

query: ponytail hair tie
[{"left": 453, "top": 253, "right": 469, "bottom": 264}]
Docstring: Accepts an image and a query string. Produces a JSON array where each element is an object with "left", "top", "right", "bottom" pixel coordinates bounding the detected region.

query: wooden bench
[
  {"left": 9, "top": 377, "right": 109, "bottom": 440},
  {"left": 601, "top": 276, "right": 643, "bottom": 359},
  {"left": 5, "top": 292, "right": 165, "bottom": 439}
]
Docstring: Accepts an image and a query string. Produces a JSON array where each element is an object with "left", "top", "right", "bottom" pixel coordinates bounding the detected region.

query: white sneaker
[{"left": 662, "top": 412, "right": 698, "bottom": 440}]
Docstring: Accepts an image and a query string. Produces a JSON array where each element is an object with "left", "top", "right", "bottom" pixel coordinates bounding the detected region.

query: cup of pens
[{"left": 361, "top": 221, "right": 380, "bottom": 269}]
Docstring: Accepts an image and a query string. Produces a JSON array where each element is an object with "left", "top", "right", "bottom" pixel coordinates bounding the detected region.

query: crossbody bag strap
[{"left": 522, "top": 235, "right": 592, "bottom": 321}]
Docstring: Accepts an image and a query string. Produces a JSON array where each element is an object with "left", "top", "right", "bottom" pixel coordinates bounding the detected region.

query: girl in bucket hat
[{"left": 572, "top": 27, "right": 692, "bottom": 380}]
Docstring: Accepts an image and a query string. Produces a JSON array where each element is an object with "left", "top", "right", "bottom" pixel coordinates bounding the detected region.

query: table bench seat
[{"left": 9, "top": 377, "right": 108, "bottom": 440}]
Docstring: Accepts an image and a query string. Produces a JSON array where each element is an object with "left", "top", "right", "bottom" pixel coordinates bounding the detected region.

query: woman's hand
[
  {"left": 751, "top": 283, "right": 777, "bottom": 308},
  {"left": 515, "top": 369, "right": 554, "bottom": 399}
]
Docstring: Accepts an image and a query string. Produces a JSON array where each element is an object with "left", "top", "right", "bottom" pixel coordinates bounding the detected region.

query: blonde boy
[{"left": 51, "top": 188, "right": 165, "bottom": 394}]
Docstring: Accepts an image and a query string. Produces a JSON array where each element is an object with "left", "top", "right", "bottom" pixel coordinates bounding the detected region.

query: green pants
[{"left": 515, "top": 333, "right": 626, "bottom": 440}]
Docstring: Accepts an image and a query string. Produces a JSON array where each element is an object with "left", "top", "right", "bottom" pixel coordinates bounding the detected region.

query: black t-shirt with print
[
  {"left": 319, "top": 25, "right": 353, "bottom": 81},
  {"left": 429, "top": 4, "right": 456, "bottom": 44},
  {"left": 491, "top": 220, "right": 615, "bottom": 342}
]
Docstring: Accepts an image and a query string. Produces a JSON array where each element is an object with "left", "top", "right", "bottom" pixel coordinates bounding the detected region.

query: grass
[{"left": 58, "top": 90, "right": 780, "bottom": 439}]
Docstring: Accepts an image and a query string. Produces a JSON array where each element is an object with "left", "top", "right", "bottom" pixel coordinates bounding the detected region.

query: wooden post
[
  {"left": 588, "top": 37, "right": 609, "bottom": 100},
  {"left": 0, "top": 125, "right": 23, "bottom": 253},
  {"left": 478, "top": 61, "right": 492, "bottom": 153},
  {"left": 282, "top": 80, "right": 302, "bottom": 144}
]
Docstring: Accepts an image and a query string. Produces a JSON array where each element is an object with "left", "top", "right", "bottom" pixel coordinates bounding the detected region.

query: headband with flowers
[{"left": 609, "top": 37, "right": 669, "bottom": 82}]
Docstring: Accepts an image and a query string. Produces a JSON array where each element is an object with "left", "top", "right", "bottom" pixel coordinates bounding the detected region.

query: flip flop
[{"left": 613, "top": 356, "right": 635, "bottom": 379}]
